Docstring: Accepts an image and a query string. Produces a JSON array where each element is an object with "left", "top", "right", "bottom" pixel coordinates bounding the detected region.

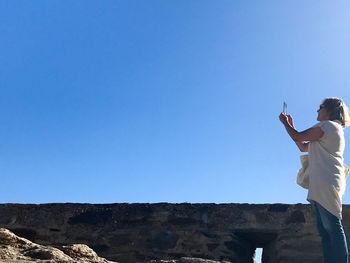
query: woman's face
[{"left": 317, "top": 105, "right": 330, "bottom": 121}]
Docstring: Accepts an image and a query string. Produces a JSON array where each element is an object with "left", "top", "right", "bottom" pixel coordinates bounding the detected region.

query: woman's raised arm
[{"left": 279, "top": 112, "right": 324, "bottom": 147}]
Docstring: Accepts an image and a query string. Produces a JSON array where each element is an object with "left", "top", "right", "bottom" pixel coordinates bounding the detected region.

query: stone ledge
[{"left": 0, "top": 203, "right": 343, "bottom": 263}]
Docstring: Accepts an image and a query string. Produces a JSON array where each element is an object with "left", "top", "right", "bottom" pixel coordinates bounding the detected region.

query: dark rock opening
[{"left": 234, "top": 230, "right": 278, "bottom": 263}]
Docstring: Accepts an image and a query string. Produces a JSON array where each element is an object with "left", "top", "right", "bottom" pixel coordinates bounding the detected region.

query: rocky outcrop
[
  {"left": 0, "top": 228, "right": 117, "bottom": 263},
  {"left": 1, "top": 203, "right": 348, "bottom": 263},
  {"left": 0, "top": 227, "right": 230, "bottom": 263}
]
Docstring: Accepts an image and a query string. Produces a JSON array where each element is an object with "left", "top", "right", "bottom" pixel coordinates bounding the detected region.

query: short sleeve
[{"left": 317, "top": 121, "right": 338, "bottom": 134}]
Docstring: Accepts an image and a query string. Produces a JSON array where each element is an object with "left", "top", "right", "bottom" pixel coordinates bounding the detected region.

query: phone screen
[{"left": 283, "top": 102, "right": 287, "bottom": 113}]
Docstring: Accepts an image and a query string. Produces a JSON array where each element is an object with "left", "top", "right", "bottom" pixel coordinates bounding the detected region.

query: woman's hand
[
  {"left": 279, "top": 112, "right": 289, "bottom": 125},
  {"left": 279, "top": 113, "right": 294, "bottom": 128},
  {"left": 287, "top": 114, "right": 295, "bottom": 128}
]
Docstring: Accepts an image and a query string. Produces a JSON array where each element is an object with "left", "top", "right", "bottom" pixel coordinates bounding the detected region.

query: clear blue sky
[{"left": 1, "top": 1, "right": 350, "bottom": 205}]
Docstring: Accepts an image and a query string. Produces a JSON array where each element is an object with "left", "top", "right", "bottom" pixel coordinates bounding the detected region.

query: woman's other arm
[
  {"left": 285, "top": 114, "right": 309, "bottom": 152},
  {"left": 295, "top": 141, "right": 309, "bottom": 152}
]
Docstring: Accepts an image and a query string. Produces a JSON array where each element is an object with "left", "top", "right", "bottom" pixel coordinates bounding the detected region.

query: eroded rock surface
[
  {"left": 1, "top": 203, "right": 347, "bottom": 263},
  {"left": 0, "top": 228, "right": 117, "bottom": 263}
]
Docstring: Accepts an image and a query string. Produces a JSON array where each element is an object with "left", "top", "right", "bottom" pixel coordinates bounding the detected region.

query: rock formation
[
  {"left": 0, "top": 227, "right": 117, "bottom": 263},
  {"left": 1, "top": 203, "right": 349, "bottom": 262},
  {"left": 0, "top": 228, "right": 236, "bottom": 263}
]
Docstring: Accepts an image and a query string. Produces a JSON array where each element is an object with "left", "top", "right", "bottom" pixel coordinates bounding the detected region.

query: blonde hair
[{"left": 322, "top": 98, "right": 350, "bottom": 127}]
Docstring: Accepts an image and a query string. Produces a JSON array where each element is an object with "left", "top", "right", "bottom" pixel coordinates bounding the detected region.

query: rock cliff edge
[{"left": 1, "top": 203, "right": 349, "bottom": 263}]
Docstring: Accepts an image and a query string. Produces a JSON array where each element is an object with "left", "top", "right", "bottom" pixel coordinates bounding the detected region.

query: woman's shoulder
[{"left": 317, "top": 120, "right": 343, "bottom": 133}]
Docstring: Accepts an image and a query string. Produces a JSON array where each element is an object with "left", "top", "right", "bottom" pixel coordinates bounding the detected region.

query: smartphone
[{"left": 283, "top": 102, "right": 287, "bottom": 113}]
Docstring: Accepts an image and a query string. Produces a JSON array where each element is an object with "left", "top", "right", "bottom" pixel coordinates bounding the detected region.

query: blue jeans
[{"left": 315, "top": 202, "right": 349, "bottom": 263}]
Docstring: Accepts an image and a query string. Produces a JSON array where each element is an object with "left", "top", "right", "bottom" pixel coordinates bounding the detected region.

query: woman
[{"left": 279, "top": 97, "right": 350, "bottom": 263}]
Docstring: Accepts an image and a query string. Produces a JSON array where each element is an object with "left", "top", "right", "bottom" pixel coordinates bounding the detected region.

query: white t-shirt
[{"left": 307, "top": 120, "right": 346, "bottom": 219}]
